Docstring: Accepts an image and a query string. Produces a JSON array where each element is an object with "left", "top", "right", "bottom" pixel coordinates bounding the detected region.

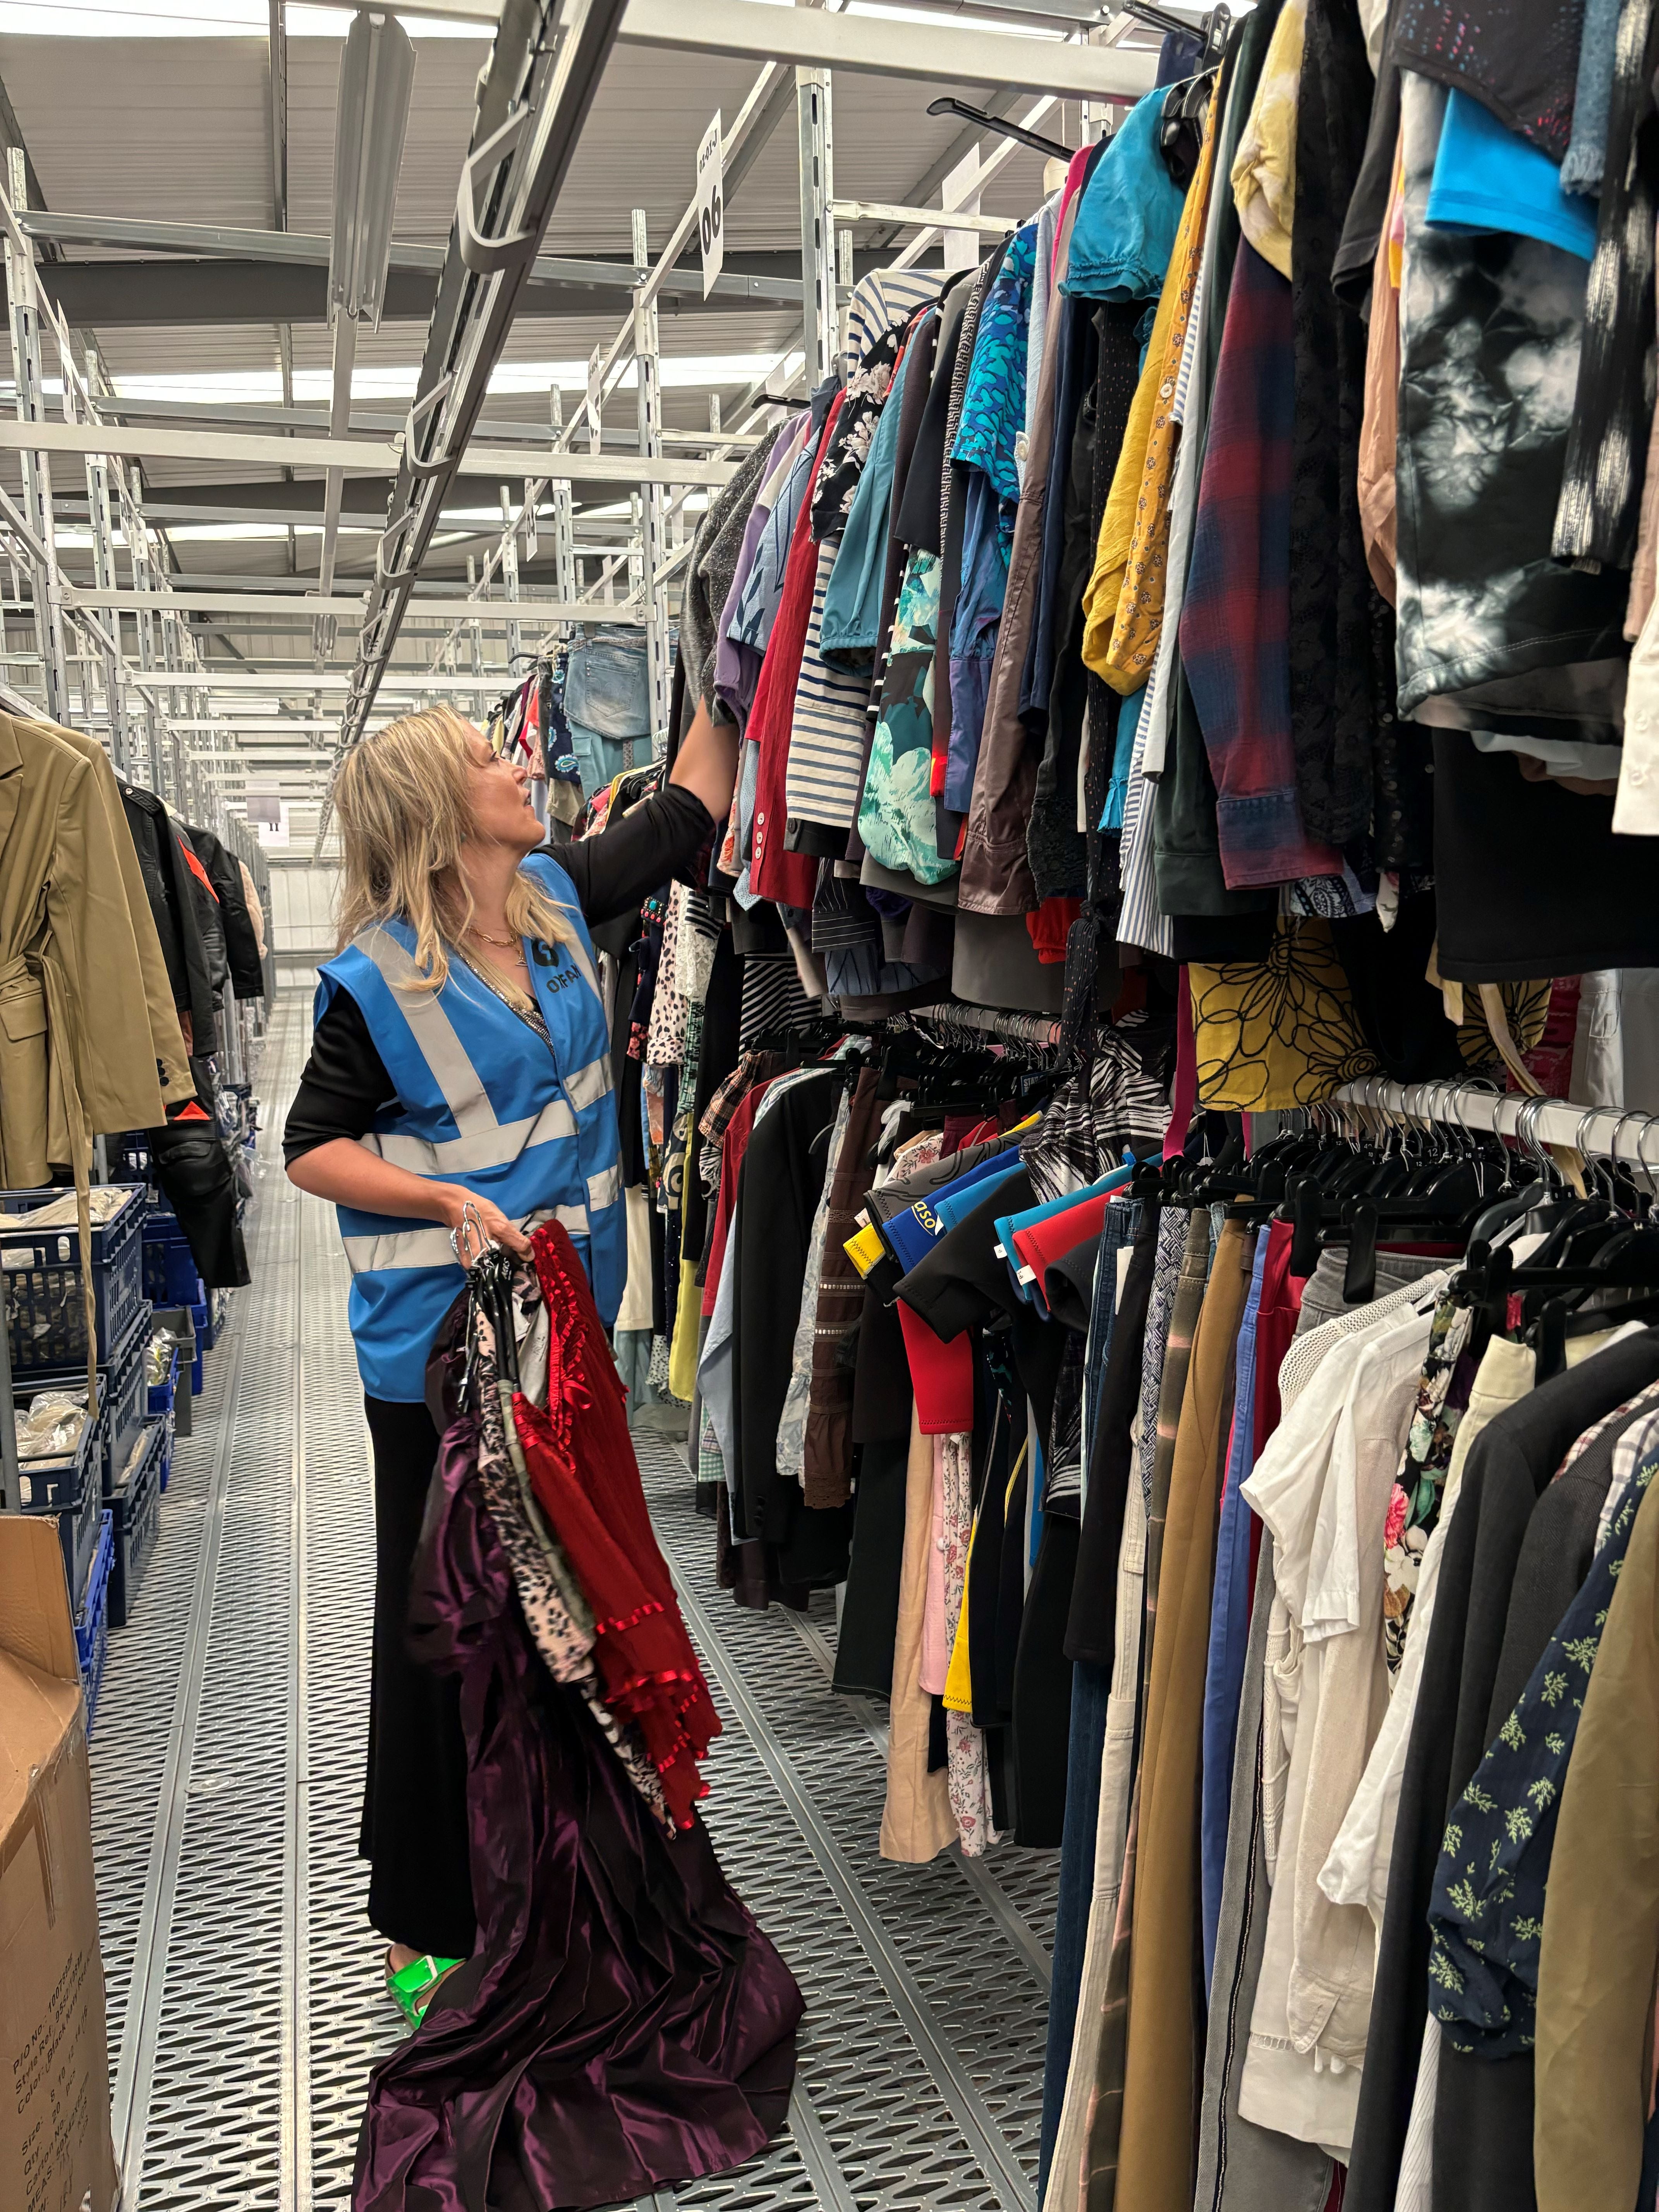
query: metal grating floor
[{"left": 90, "top": 990, "right": 1058, "bottom": 2212}]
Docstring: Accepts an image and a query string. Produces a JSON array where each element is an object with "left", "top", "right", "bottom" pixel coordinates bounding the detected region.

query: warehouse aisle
[{"left": 89, "top": 989, "right": 1058, "bottom": 2212}]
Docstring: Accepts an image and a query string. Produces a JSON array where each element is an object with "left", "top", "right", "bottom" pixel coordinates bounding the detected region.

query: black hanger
[
  {"left": 924, "top": 96, "right": 1073, "bottom": 163},
  {"left": 1119, "top": 0, "right": 1231, "bottom": 62},
  {"left": 1337, "top": 1164, "right": 1480, "bottom": 1305}
]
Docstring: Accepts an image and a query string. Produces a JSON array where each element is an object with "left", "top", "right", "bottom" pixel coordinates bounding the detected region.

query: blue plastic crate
[
  {"left": 100, "top": 1302, "right": 152, "bottom": 1494},
  {"left": 2, "top": 1185, "right": 147, "bottom": 1378},
  {"left": 192, "top": 1290, "right": 229, "bottom": 1355},
  {"left": 8, "top": 1386, "right": 99, "bottom": 1597},
  {"left": 107, "top": 1420, "right": 163, "bottom": 1630},
  {"left": 146, "top": 1340, "right": 179, "bottom": 1421},
  {"left": 142, "top": 1213, "right": 205, "bottom": 1309},
  {"left": 114, "top": 1132, "right": 159, "bottom": 1190},
  {"left": 76, "top": 1512, "right": 114, "bottom": 1735},
  {"left": 158, "top": 1405, "right": 175, "bottom": 1493},
  {"left": 30, "top": 1299, "right": 153, "bottom": 1499}
]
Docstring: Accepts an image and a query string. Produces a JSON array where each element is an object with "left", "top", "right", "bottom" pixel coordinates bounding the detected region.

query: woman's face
[{"left": 464, "top": 728, "right": 544, "bottom": 856}]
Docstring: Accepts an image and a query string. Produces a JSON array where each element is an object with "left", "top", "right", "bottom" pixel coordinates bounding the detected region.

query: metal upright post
[
  {"left": 499, "top": 483, "right": 522, "bottom": 672},
  {"left": 627, "top": 496, "right": 644, "bottom": 604},
  {"left": 548, "top": 385, "right": 577, "bottom": 637},
  {"left": 631, "top": 206, "right": 671, "bottom": 752},
  {"left": 126, "top": 467, "right": 164, "bottom": 790},
  {"left": 796, "top": 67, "right": 836, "bottom": 391},
  {"left": 79, "top": 346, "right": 129, "bottom": 773},
  {"left": 465, "top": 554, "right": 483, "bottom": 683},
  {"left": 160, "top": 596, "right": 190, "bottom": 814},
  {"left": 4, "top": 149, "right": 67, "bottom": 723}
]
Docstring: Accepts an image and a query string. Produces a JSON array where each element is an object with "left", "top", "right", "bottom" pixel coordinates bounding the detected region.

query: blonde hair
[{"left": 333, "top": 703, "right": 574, "bottom": 991}]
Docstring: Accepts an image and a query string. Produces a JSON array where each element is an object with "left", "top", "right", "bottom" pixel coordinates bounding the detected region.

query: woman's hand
[{"left": 433, "top": 1183, "right": 534, "bottom": 1260}]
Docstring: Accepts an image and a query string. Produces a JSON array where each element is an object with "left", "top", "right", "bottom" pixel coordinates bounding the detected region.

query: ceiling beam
[
  {"left": 51, "top": 490, "right": 664, "bottom": 537},
  {"left": 60, "top": 588, "right": 632, "bottom": 620},
  {"left": 0, "top": 415, "right": 736, "bottom": 486},
  {"left": 102, "top": 669, "right": 633, "bottom": 690},
  {"left": 299, "top": 0, "right": 501, "bottom": 19},
  {"left": 17, "top": 215, "right": 809, "bottom": 312},
  {"left": 27, "top": 258, "right": 806, "bottom": 329},
  {"left": 613, "top": 0, "right": 1159, "bottom": 94},
  {"left": 49, "top": 395, "right": 763, "bottom": 448}
]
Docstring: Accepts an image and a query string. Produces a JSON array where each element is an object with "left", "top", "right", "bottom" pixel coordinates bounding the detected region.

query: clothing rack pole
[
  {"left": 548, "top": 384, "right": 578, "bottom": 644},
  {"left": 905, "top": 1001, "right": 1065, "bottom": 1049},
  {"left": 1331, "top": 1076, "right": 1659, "bottom": 1170}
]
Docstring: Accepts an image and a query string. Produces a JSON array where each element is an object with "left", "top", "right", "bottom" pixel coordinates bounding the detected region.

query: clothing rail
[
  {"left": 1331, "top": 1077, "right": 1659, "bottom": 1170},
  {"left": 905, "top": 1001, "right": 1064, "bottom": 1049}
]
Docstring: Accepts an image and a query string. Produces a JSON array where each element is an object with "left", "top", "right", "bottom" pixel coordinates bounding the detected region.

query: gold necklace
[{"left": 471, "top": 927, "right": 519, "bottom": 950}]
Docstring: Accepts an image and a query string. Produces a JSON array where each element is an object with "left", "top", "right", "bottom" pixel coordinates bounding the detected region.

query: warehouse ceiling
[{"left": 0, "top": 0, "right": 1169, "bottom": 817}]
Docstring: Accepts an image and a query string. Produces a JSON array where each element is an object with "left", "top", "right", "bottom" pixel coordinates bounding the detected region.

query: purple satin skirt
[{"left": 353, "top": 1414, "right": 804, "bottom": 2212}]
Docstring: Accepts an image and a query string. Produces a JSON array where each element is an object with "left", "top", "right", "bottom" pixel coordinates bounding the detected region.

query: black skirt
[{"left": 361, "top": 1393, "right": 476, "bottom": 1957}]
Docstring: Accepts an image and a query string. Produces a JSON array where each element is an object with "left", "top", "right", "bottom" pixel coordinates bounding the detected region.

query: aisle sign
[
  {"left": 246, "top": 789, "right": 290, "bottom": 849},
  {"left": 696, "top": 112, "right": 724, "bottom": 298}
]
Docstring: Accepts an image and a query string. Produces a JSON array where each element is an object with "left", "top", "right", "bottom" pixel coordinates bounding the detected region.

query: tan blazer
[
  {"left": 43, "top": 720, "right": 194, "bottom": 1112},
  {"left": 0, "top": 714, "right": 176, "bottom": 1188}
]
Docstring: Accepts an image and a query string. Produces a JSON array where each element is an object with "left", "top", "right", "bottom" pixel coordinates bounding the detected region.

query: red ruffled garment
[{"left": 512, "top": 1222, "right": 720, "bottom": 1828}]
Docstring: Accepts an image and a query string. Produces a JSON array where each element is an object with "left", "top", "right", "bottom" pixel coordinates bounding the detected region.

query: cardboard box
[{"left": 0, "top": 1518, "right": 118, "bottom": 2212}]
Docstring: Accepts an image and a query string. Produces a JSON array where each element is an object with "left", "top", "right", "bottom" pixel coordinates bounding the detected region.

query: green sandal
[{"left": 384, "top": 1950, "right": 463, "bottom": 2029}]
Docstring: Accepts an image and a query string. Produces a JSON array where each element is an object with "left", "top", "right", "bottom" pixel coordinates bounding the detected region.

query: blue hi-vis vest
[{"left": 314, "top": 851, "right": 624, "bottom": 1402}]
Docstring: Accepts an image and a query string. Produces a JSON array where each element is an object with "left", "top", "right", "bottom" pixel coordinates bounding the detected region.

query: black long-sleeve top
[{"left": 282, "top": 785, "right": 710, "bottom": 1164}]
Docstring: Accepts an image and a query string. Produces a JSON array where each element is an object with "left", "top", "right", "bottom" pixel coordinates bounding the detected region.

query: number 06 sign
[{"left": 696, "top": 112, "right": 724, "bottom": 298}]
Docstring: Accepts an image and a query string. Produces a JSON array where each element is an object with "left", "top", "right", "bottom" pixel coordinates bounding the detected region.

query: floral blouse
[{"left": 1426, "top": 1450, "right": 1659, "bottom": 2055}]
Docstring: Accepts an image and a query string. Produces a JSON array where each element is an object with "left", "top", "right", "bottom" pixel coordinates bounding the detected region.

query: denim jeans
[
  {"left": 569, "top": 722, "right": 634, "bottom": 800},
  {"left": 564, "top": 629, "right": 649, "bottom": 739}
]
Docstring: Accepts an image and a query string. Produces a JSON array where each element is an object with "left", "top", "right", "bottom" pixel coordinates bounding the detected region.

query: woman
[{"left": 284, "top": 698, "right": 738, "bottom": 2021}]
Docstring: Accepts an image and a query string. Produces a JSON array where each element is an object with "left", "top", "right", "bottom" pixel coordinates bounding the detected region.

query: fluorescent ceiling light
[
  {"left": 331, "top": 10, "right": 416, "bottom": 331},
  {"left": 0, "top": 0, "right": 487, "bottom": 34}
]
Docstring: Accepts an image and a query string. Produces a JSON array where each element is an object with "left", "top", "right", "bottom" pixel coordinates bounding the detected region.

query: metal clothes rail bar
[
  {"left": 1331, "top": 1077, "right": 1659, "bottom": 1166},
  {"left": 907, "top": 1001, "right": 1066, "bottom": 1048}
]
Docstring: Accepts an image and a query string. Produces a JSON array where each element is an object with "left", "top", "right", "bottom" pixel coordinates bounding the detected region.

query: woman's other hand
[{"left": 287, "top": 1138, "right": 536, "bottom": 1261}]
